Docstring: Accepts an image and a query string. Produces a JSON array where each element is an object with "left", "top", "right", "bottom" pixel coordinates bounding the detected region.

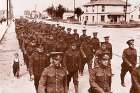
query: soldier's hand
[
  {"left": 66, "top": 71, "right": 69, "bottom": 75},
  {"left": 30, "top": 75, "right": 34, "bottom": 81}
]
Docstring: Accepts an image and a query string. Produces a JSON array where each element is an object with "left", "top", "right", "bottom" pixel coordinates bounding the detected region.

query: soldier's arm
[
  {"left": 62, "top": 52, "right": 68, "bottom": 72},
  {"left": 38, "top": 69, "right": 48, "bottom": 93},
  {"left": 122, "top": 49, "right": 132, "bottom": 67},
  {"left": 89, "top": 69, "right": 105, "bottom": 93},
  {"left": 29, "top": 55, "right": 33, "bottom": 76},
  {"left": 110, "top": 44, "right": 112, "bottom": 59},
  {"left": 63, "top": 72, "right": 68, "bottom": 93}
]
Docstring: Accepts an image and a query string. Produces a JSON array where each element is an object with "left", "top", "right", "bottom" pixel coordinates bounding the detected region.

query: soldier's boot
[
  {"left": 120, "top": 74, "right": 126, "bottom": 87},
  {"left": 74, "top": 84, "right": 78, "bottom": 93}
]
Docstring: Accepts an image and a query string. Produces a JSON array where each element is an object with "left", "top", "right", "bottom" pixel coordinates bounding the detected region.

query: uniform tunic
[{"left": 38, "top": 65, "right": 67, "bottom": 93}]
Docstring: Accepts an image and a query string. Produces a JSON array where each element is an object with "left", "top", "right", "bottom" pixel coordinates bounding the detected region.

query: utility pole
[
  {"left": 74, "top": 0, "right": 75, "bottom": 19},
  {"left": 7, "top": 0, "right": 9, "bottom": 25},
  {"left": 124, "top": 0, "right": 128, "bottom": 23}
]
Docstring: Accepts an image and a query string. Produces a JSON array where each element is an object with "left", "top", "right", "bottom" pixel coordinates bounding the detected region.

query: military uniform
[
  {"left": 29, "top": 49, "right": 49, "bottom": 90},
  {"left": 91, "top": 32, "right": 100, "bottom": 55},
  {"left": 120, "top": 39, "right": 137, "bottom": 86},
  {"left": 38, "top": 65, "right": 67, "bottom": 93},
  {"left": 130, "top": 66, "right": 140, "bottom": 93},
  {"left": 89, "top": 67, "right": 112, "bottom": 93},
  {"left": 63, "top": 45, "right": 81, "bottom": 93},
  {"left": 103, "top": 36, "right": 112, "bottom": 59},
  {"left": 89, "top": 54, "right": 112, "bottom": 93}
]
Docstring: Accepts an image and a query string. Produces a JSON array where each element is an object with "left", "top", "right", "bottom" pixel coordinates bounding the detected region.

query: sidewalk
[{"left": 0, "top": 22, "right": 9, "bottom": 42}]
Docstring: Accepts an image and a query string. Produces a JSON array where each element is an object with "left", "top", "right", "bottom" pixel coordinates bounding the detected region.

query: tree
[
  {"left": 45, "top": 6, "right": 55, "bottom": 18},
  {"left": 44, "top": 4, "right": 66, "bottom": 19},
  {"left": 74, "top": 7, "right": 84, "bottom": 21},
  {"left": 56, "top": 4, "right": 66, "bottom": 19}
]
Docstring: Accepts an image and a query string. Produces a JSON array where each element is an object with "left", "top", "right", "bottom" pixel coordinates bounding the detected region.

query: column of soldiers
[{"left": 15, "top": 18, "right": 140, "bottom": 93}]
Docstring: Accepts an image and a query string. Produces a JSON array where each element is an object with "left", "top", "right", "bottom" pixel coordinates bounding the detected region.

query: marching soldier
[
  {"left": 130, "top": 65, "right": 140, "bottom": 93},
  {"left": 63, "top": 43, "right": 81, "bottom": 93},
  {"left": 80, "top": 28, "right": 87, "bottom": 44},
  {"left": 120, "top": 39, "right": 137, "bottom": 87},
  {"left": 38, "top": 52, "right": 67, "bottom": 93},
  {"left": 91, "top": 32, "right": 100, "bottom": 55},
  {"left": 103, "top": 36, "right": 112, "bottom": 59},
  {"left": 80, "top": 36, "right": 93, "bottom": 75},
  {"left": 72, "top": 29, "right": 79, "bottom": 39},
  {"left": 29, "top": 44, "right": 50, "bottom": 92},
  {"left": 89, "top": 54, "right": 112, "bottom": 93},
  {"left": 65, "top": 28, "right": 73, "bottom": 49},
  {"left": 94, "top": 42, "right": 111, "bottom": 67}
]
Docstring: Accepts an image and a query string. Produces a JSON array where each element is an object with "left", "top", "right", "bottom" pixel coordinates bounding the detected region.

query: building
[
  {"left": 63, "top": 11, "right": 74, "bottom": 20},
  {"left": 130, "top": 5, "right": 140, "bottom": 22},
  {"left": 82, "top": 0, "right": 131, "bottom": 25}
]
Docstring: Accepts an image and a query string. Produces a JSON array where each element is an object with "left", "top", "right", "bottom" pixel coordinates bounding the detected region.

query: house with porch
[{"left": 81, "top": 0, "right": 131, "bottom": 25}]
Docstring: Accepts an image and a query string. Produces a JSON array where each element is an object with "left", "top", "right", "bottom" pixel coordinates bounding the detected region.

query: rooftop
[{"left": 84, "top": 0, "right": 131, "bottom": 6}]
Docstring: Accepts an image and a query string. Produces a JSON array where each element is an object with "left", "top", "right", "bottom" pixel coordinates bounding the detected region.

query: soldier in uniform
[
  {"left": 29, "top": 44, "right": 50, "bottom": 91},
  {"left": 72, "top": 29, "right": 79, "bottom": 39},
  {"left": 120, "top": 39, "right": 137, "bottom": 87},
  {"left": 130, "top": 65, "right": 140, "bottom": 93},
  {"left": 103, "top": 36, "right": 112, "bottom": 59},
  {"left": 94, "top": 42, "right": 111, "bottom": 67},
  {"left": 89, "top": 54, "right": 112, "bottom": 93},
  {"left": 63, "top": 43, "right": 81, "bottom": 93},
  {"left": 65, "top": 28, "right": 73, "bottom": 49},
  {"left": 80, "top": 36, "right": 93, "bottom": 75},
  {"left": 91, "top": 32, "right": 100, "bottom": 55},
  {"left": 80, "top": 28, "right": 87, "bottom": 44},
  {"left": 38, "top": 52, "right": 67, "bottom": 93}
]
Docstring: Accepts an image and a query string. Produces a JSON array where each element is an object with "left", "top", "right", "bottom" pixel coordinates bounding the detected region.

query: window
[
  {"left": 101, "top": 15, "right": 105, "bottom": 22},
  {"left": 124, "top": 6, "right": 126, "bottom": 12},
  {"left": 102, "top": 5, "right": 105, "bottom": 12},
  {"left": 139, "top": 15, "right": 140, "bottom": 19},
  {"left": 86, "top": 7, "right": 88, "bottom": 12},
  {"left": 139, "top": 7, "right": 140, "bottom": 11},
  {"left": 92, "top": 6, "right": 94, "bottom": 12},
  {"left": 85, "top": 16, "right": 88, "bottom": 21},
  {"left": 93, "top": 16, "right": 94, "bottom": 22},
  {"left": 131, "top": 15, "right": 133, "bottom": 19}
]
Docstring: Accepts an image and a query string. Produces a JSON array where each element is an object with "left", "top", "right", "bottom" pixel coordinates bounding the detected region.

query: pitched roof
[{"left": 84, "top": 0, "right": 131, "bottom": 6}]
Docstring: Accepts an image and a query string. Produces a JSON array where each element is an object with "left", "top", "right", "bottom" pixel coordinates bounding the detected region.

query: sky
[{"left": 0, "top": 0, "right": 140, "bottom": 16}]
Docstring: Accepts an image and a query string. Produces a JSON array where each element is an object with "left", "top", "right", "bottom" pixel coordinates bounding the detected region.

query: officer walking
[
  {"left": 120, "top": 39, "right": 137, "bottom": 87},
  {"left": 38, "top": 52, "right": 67, "bottom": 93}
]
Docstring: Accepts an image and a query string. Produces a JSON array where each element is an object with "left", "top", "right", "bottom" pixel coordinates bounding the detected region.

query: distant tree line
[{"left": 44, "top": 4, "right": 66, "bottom": 19}]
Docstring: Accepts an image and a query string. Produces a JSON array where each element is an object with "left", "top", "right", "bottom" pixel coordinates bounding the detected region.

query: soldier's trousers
[
  {"left": 80, "top": 57, "right": 92, "bottom": 74},
  {"left": 34, "top": 75, "right": 40, "bottom": 93},
  {"left": 23, "top": 54, "right": 29, "bottom": 69},
  {"left": 120, "top": 63, "right": 133, "bottom": 83},
  {"left": 67, "top": 71, "right": 78, "bottom": 89}
]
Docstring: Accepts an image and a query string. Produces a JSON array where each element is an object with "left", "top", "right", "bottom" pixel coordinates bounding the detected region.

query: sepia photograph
[{"left": 0, "top": 0, "right": 140, "bottom": 93}]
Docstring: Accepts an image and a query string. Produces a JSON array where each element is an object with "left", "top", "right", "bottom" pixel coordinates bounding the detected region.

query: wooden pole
[{"left": 7, "top": 0, "right": 9, "bottom": 25}]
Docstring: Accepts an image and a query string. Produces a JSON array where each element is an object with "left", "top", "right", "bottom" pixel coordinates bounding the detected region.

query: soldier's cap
[
  {"left": 127, "top": 39, "right": 134, "bottom": 45},
  {"left": 50, "top": 52, "right": 64, "bottom": 58},
  {"left": 93, "top": 32, "right": 98, "bottom": 35},
  {"left": 82, "top": 28, "right": 86, "bottom": 31},
  {"left": 73, "top": 29, "right": 77, "bottom": 31},
  {"left": 67, "top": 28, "right": 72, "bottom": 31},
  {"left": 104, "top": 36, "right": 109, "bottom": 39},
  {"left": 101, "top": 42, "right": 107, "bottom": 47},
  {"left": 71, "top": 42, "right": 77, "bottom": 46}
]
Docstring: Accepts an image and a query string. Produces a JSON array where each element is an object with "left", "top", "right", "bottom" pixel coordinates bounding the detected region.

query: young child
[{"left": 13, "top": 53, "right": 20, "bottom": 78}]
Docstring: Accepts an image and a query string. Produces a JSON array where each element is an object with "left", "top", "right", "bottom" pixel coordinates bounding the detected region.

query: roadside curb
[{"left": 0, "top": 23, "right": 11, "bottom": 43}]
